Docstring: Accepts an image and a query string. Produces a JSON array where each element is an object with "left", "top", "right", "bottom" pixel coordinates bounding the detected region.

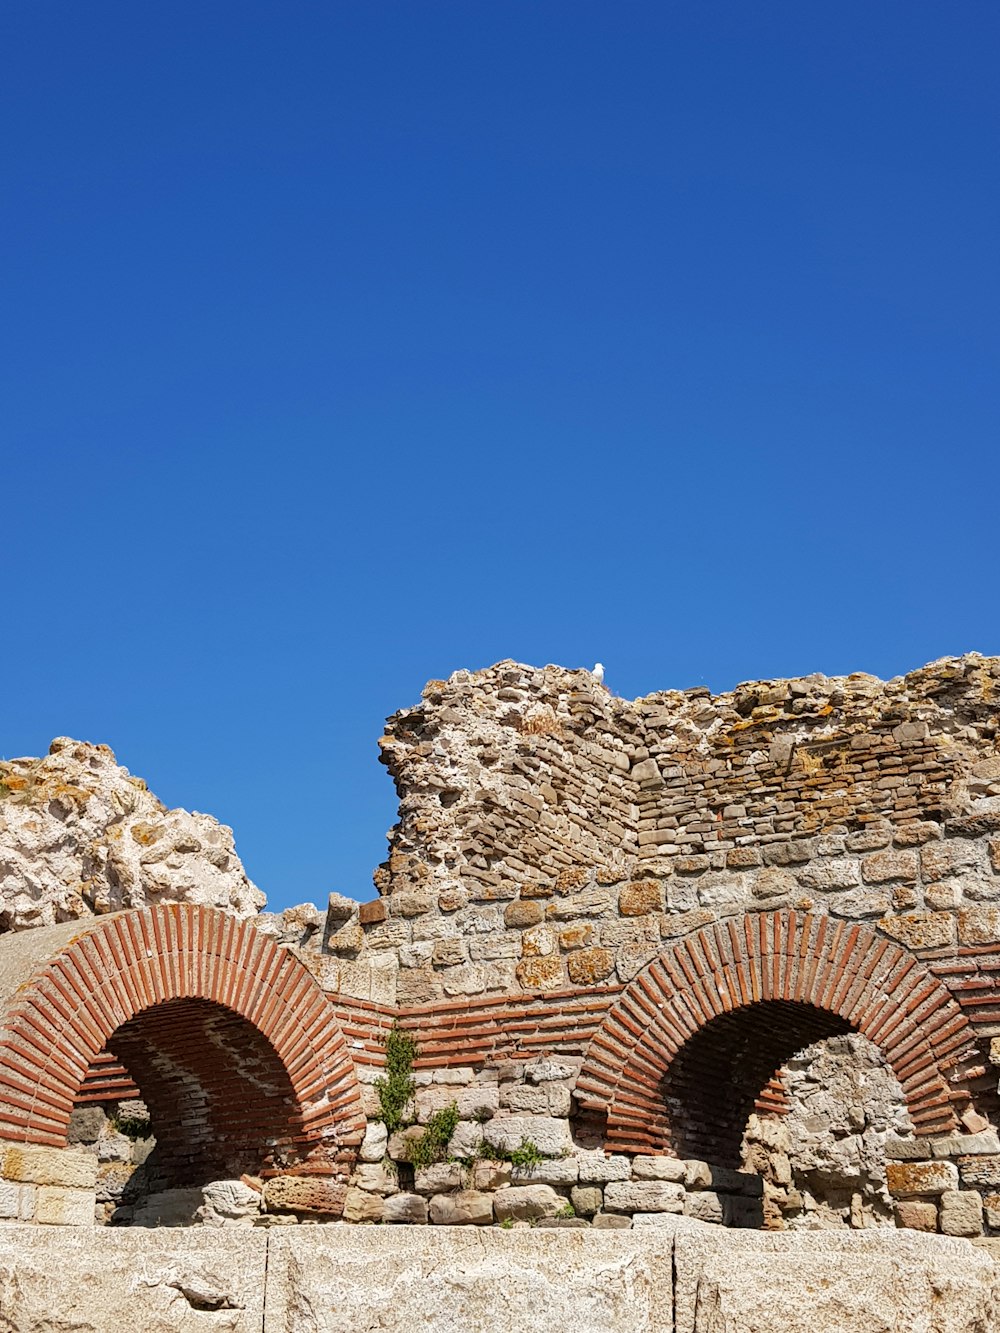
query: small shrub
[
  {"left": 508, "top": 1137, "right": 545, "bottom": 1172},
  {"left": 374, "top": 1024, "right": 418, "bottom": 1133},
  {"left": 499, "top": 1216, "right": 515, "bottom": 1230},
  {"left": 406, "top": 1102, "right": 460, "bottom": 1170},
  {"left": 555, "top": 1202, "right": 576, "bottom": 1218}
]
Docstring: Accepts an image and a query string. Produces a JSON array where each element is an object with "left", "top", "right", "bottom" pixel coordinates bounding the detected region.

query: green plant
[
  {"left": 508, "top": 1137, "right": 545, "bottom": 1172},
  {"left": 374, "top": 1023, "right": 418, "bottom": 1133},
  {"left": 499, "top": 1216, "right": 515, "bottom": 1230},
  {"left": 406, "top": 1102, "right": 460, "bottom": 1170},
  {"left": 110, "top": 1112, "right": 151, "bottom": 1141},
  {"left": 555, "top": 1202, "right": 576, "bottom": 1218}
]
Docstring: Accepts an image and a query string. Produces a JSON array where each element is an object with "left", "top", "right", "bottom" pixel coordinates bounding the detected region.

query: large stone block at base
[
  {"left": 670, "top": 1221, "right": 1000, "bottom": 1333},
  {"left": 265, "top": 1228, "right": 674, "bottom": 1333},
  {"left": 0, "top": 1224, "right": 267, "bottom": 1332}
]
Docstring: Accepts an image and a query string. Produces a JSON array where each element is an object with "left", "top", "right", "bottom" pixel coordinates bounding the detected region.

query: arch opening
[
  {"left": 667, "top": 999, "right": 852, "bottom": 1167},
  {"left": 103, "top": 997, "right": 305, "bottom": 1188}
]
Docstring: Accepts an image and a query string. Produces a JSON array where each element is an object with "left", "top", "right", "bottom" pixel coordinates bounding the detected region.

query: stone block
[
  {"left": 631, "top": 1156, "right": 687, "bottom": 1182},
  {"left": 939, "top": 1189, "right": 984, "bottom": 1237},
  {"left": 504, "top": 899, "right": 544, "bottom": 928},
  {"left": 342, "top": 1187, "right": 384, "bottom": 1223},
  {"left": 921, "top": 841, "right": 980, "bottom": 881},
  {"left": 351, "top": 1162, "right": 398, "bottom": 1195},
  {"left": 958, "top": 1155, "right": 1000, "bottom": 1190},
  {"left": 266, "top": 1228, "right": 672, "bottom": 1329},
  {"left": 860, "top": 850, "right": 918, "bottom": 884},
  {"left": 383, "top": 1192, "right": 428, "bottom": 1224},
  {"left": 575, "top": 1152, "right": 633, "bottom": 1183},
  {"left": 413, "top": 1161, "right": 463, "bottom": 1195},
  {"left": 684, "top": 1191, "right": 724, "bottom": 1224},
  {"left": 604, "top": 1180, "right": 685, "bottom": 1213},
  {"left": 958, "top": 907, "right": 1000, "bottom": 945},
  {"left": 930, "top": 1132, "right": 1000, "bottom": 1159},
  {"left": 0, "top": 1143, "right": 97, "bottom": 1189},
  {"left": 428, "top": 1190, "right": 493, "bottom": 1225},
  {"left": 0, "top": 1225, "right": 266, "bottom": 1330},
  {"left": 263, "top": 1175, "right": 347, "bottom": 1216},
  {"left": 886, "top": 1160, "right": 959, "bottom": 1198},
  {"left": 571, "top": 1185, "right": 603, "bottom": 1216},
  {"left": 35, "top": 1185, "right": 97, "bottom": 1226},
  {"left": 876, "top": 912, "right": 955, "bottom": 949},
  {"left": 566, "top": 946, "right": 615, "bottom": 985},
  {"left": 493, "top": 1184, "right": 564, "bottom": 1221},
  {"left": 893, "top": 1200, "right": 938, "bottom": 1231},
  {"left": 66, "top": 1106, "right": 107, "bottom": 1145},
  {"left": 0, "top": 1180, "right": 35, "bottom": 1221},
  {"left": 484, "top": 1115, "right": 573, "bottom": 1158},
  {"left": 619, "top": 881, "right": 664, "bottom": 916},
  {"left": 359, "top": 1120, "right": 389, "bottom": 1162}
]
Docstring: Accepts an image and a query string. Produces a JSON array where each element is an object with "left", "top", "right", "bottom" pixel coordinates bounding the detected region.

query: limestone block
[
  {"left": 672, "top": 1224, "right": 1000, "bottom": 1333},
  {"left": 861, "top": 850, "right": 918, "bottom": 884},
  {"left": 359, "top": 1120, "right": 388, "bottom": 1162},
  {"left": 576, "top": 1152, "right": 633, "bottom": 1183},
  {"left": 265, "top": 1228, "right": 673, "bottom": 1331},
  {"left": 592, "top": 1212, "right": 632, "bottom": 1228},
  {"left": 958, "top": 907, "right": 1000, "bottom": 945},
  {"left": 0, "top": 1223, "right": 266, "bottom": 1331},
  {"left": 886, "top": 1160, "right": 959, "bottom": 1197},
  {"left": 447, "top": 1120, "right": 485, "bottom": 1159},
  {"left": 894, "top": 1200, "right": 939, "bottom": 1231},
  {"left": 66, "top": 1106, "right": 106, "bottom": 1145},
  {"left": 939, "top": 1190, "right": 984, "bottom": 1237},
  {"left": 199, "top": 1180, "right": 262, "bottom": 1226},
  {"left": 342, "top": 1187, "right": 384, "bottom": 1223},
  {"left": 683, "top": 1191, "right": 724, "bottom": 1224},
  {"left": 129, "top": 1188, "right": 205, "bottom": 1227},
  {"left": 263, "top": 1175, "right": 347, "bottom": 1216},
  {"left": 921, "top": 840, "right": 980, "bottom": 881},
  {"left": 34, "top": 1185, "right": 99, "bottom": 1226},
  {"left": 493, "top": 1184, "right": 564, "bottom": 1221},
  {"left": 525, "top": 1057, "right": 576, "bottom": 1083},
  {"left": 427, "top": 1190, "right": 493, "bottom": 1225},
  {"left": 0, "top": 1143, "right": 98, "bottom": 1189},
  {"left": 413, "top": 1161, "right": 463, "bottom": 1194},
  {"left": 0, "top": 1181, "right": 35, "bottom": 1221},
  {"left": 631, "top": 1156, "right": 687, "bottom": 1182},
  {"left": 876, "top": 912, "right": 956, "bottom": 949},
  {"left": 500, "top": 1083, "right": 549, "bottom": 1113},
  {"left": 983, "top": 1193, "right": 1000, "bottom": 1229},
  {"left": 484, "top": 1115, "right": 573, "bottom": 1158},
  {"left": 383, "top": 1192, "right": 428, "bottom": 1224},
  {"left": 571, "top": 1185, "right": 603, "bottom": 1216},
  {"left": 960, "top": 1155, "right": 1000, "bottom": 1189},
  {"left": 930, "top": 1131, "right": 1000, "bottom": 1158},
  {"left": 604, "top": 1180, "right": 685, "bottom": 1213},
  {"left": 619, "top": 880, "right": 664, "bottom": 916},
  {"left": 350, "top": 1162, "right": 398, "bottom": 1195},
  {"left": 508, "top": 1156, "right": 579, "bottom": 1185}
]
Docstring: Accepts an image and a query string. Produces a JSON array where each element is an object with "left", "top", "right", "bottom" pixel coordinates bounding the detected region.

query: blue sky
[{"left": 4, "top": 3, "right": 998, "bottom": 912}]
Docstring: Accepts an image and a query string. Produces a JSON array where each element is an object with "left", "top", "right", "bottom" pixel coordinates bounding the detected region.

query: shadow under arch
[
  {"left": 575, "top": 910, "right": 980, "bottom": 1158},
  {"left": 0, "top": 904, "right": 366, "bottom": 1182}
]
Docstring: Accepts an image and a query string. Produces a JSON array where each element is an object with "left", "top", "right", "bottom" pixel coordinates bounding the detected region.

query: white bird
[{"left": 593, "top": 662, "right": 605, "bottom": 685}]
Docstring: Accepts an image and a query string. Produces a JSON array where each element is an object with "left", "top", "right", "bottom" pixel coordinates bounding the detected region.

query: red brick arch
[
  {"left": 0, "top": 904, "right": 365, "bottom": 1173},
  {"left": 576, "top": 910, "right": 978, "bottom": 1159}
]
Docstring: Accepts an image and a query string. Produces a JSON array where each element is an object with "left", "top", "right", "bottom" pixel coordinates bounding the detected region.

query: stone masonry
[{"left": 4, "top": 655, "right": 1000, "bottom": 1244}]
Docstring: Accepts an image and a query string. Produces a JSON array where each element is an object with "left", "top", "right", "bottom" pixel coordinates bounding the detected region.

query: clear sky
[{"left": 4, "top": 3, "right": 998, "bottom": 913}]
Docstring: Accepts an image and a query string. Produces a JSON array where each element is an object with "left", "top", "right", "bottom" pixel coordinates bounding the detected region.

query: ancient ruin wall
[{"left": 368, "top": 655, "right": 1000, "bottom": 1004}]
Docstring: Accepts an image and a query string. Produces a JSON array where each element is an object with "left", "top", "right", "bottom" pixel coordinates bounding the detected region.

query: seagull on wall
[{"left": 593, "top": 662, "right": 605, "bottom": 685}]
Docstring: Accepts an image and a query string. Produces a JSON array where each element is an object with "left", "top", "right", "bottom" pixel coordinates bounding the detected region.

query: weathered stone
[
  {"left": 860, "top": 850, "right": 918, "bottom": 884},
  {"left": 493, "top": 1184, "right": 564, "bottom": 1221},
  {"left": 876, "top": 912, "right": 955, "bottom": 949},
  {"left": 566, "top": 946, "right": 614, "bottom": 985},
  {"left": 603, "top": 1180, "right": 685, "bottom": 1213},
  {"left": 0, "top": 739, "right": 264, "bottom": 931},
  {"left": 382, "top": 1192, "right": 428, "bottom": 1224},
  {"left": 0, "top": 1226, "right": 267, "bottom": 1330},
  {"left": 359, "top": 1120, "right": 389, "bottom": 1162},
  {"left": 263, "top": 1176, "right": 347, "bottom": 1216},
  {"left": 427, "top": 1190, "right": 493, "bottom": 1225},
  {"left": 619, "top": 881, "right": 663, "bottom": 916},
  {"left": 631, "top": 1156, "right": 687, "bottom": 1182},
  {"left": 504, "top": 899, "right": 544, "bottom": 928},
  {"left": 571, "top": 1185, "right": 603, "bottom": 1216},
  {"left": 342, "top": 1187, "right": 384, "bottom": 1223},
  {"left": 485, "top": 1115, "right": 573, "bottom": 1158},
  {"left": 939, "top": 1189, "right": 984, "bottom": 1237},
  {"left": 886, "top": 1161, "right": 958, "bottom": 1197},
  {"left": 0, "top": 1143, "right": 97, "bottom": 1190},
  {"left": 893, "top": 1199, "right": 939, "bottom": 1231},
  {"left": 576, "top": 1152, "right": 633, "bottom": 1183},
  {"left": 266, "top": 1228, "right": 673, "bottom": 1329},
  {"left": 684, "top": 1191, "right": 724, "bottom": 1224}
]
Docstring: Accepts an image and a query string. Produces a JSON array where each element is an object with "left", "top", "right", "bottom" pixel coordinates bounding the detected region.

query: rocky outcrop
[{"left": 0, "top": 738, "right": 263, "bottom": 932}]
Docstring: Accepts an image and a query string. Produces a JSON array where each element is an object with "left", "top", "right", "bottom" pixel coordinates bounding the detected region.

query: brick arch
[
  {"left": 576, "top": 910, "right": 978, "bottom": 1158},
  {"left": 0, "top": 904, "right": 366, "bottom": 1173}
]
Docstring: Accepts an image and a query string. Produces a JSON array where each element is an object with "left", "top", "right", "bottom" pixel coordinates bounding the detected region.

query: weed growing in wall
[{"left": 375, "top": 1023, "right": 418, "bottom": 1133}]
